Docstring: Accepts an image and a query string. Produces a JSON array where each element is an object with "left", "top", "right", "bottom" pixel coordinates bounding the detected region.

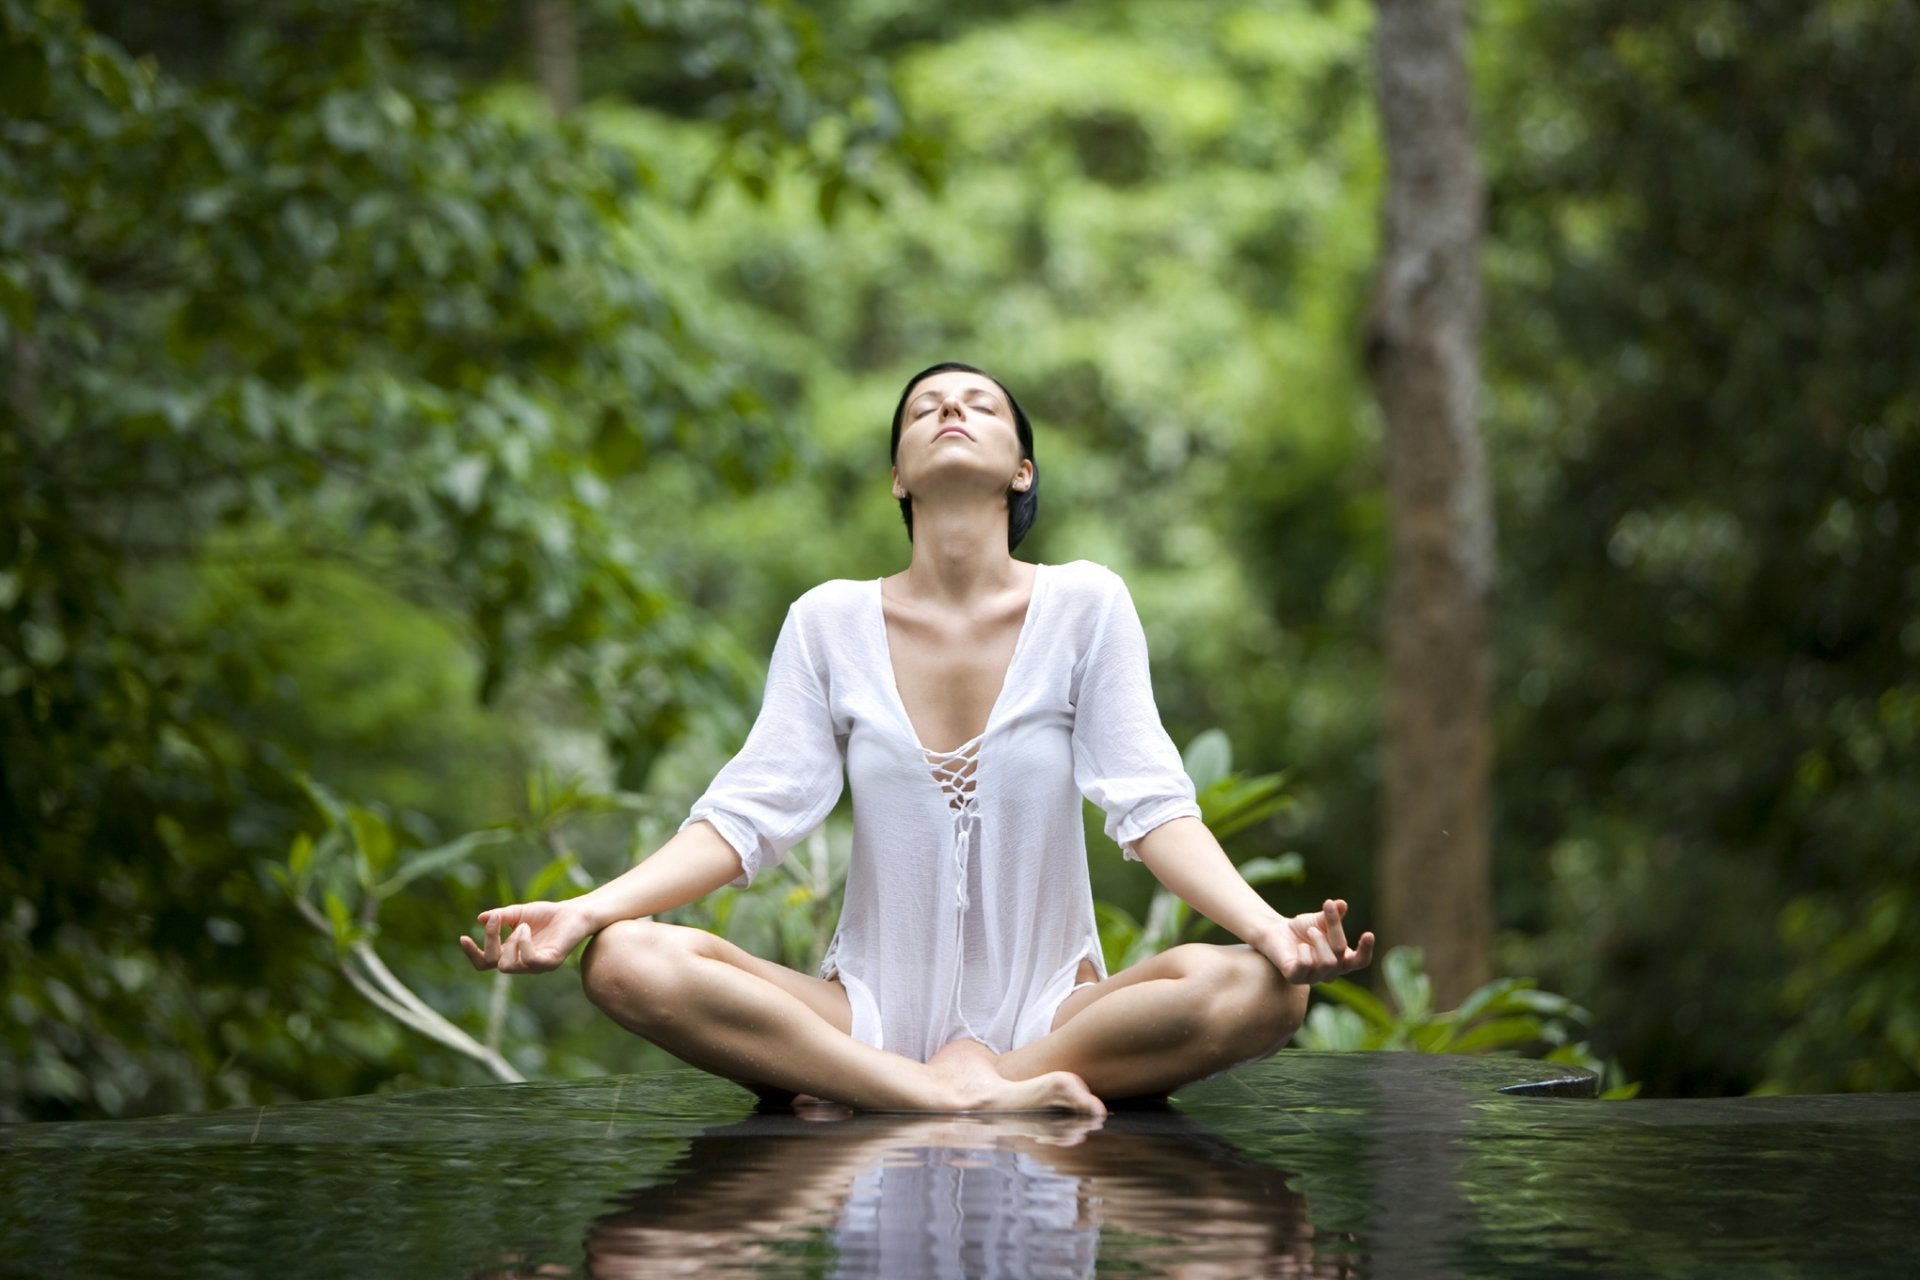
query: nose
[{"left": 937, "top": 394, "right": 966, "bottom": 420}]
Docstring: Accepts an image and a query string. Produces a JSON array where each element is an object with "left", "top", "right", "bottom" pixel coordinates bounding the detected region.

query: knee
[
  {"left": 1164, "top": 944, "right": 1307, "bottom": 1056},
  {"left": 580, "top": 920, "right": 707, "bottom": 1026}
]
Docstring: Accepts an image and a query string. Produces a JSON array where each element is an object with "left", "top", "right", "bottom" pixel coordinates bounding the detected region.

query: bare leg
[
  {"left": 995, "top": 943, "right": 1308, "bottom": 1101},
  {"left": 581, "top": 920, "right": 1104, "bottom": 1115}
]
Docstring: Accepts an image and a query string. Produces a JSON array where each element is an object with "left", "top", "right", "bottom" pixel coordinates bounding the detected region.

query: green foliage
[
  {"left": 7, "top": 0, "right": 1912, "bottom": 1116},
  {"left": 1096, "top": 730, "right": 1305, "bottom": 972},
  {"left": 1297, "top": 947, "right": 1640, "bottom": 1099},
  {"left": 0, "top": 0, "right": 901, "bottom": 1119},
  {"left": 665, "top": 821, "right": 849, "bottom": 975},
  {"left": 1478, "top": 0, "right": 1920, "bottom": 1095}
]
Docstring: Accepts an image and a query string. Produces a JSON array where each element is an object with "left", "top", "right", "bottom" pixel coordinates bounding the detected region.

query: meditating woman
[{"left": 460, "top": 362, "right": 1375, "bottom": 1115}]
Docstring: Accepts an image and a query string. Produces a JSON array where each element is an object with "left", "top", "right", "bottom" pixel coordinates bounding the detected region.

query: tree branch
[{"left": 293, "top": 896, "right": 525, "bottom": 1083}]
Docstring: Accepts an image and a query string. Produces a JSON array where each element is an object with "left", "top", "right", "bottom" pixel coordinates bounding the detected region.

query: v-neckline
[{"left": 874, "top": 563, "right": 1047, "bottom": 756}]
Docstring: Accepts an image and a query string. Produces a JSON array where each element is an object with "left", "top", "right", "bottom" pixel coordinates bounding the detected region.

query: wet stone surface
[{"left": 3, "top": 1051, "right": 1916, "bottom": 1278}]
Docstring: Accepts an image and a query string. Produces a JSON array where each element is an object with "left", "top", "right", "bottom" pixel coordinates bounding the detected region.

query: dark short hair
[{"left": 888, "top": 361, "right": 1040, "bottom": 551}]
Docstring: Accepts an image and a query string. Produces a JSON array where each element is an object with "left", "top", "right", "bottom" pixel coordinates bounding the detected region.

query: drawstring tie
[{"left": 925, "top": 734, "right": 987, "bottom": 1048}]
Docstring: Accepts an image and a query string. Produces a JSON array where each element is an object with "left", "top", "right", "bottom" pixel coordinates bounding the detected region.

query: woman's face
[{"left": 891, "top": 370, "right": 1033, "bottom": 503}]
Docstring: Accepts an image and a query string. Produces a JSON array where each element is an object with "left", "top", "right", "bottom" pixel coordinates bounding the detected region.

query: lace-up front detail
[
  {"left": 923, "top": 733, "right": 988, "bottom": 1043},
  {"left": 924, "top": 738, "right": 982, "bottom": 816}
]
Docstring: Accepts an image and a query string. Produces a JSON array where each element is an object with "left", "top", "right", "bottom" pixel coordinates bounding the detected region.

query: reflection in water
[{"left": 582, "top": 1108, "right": 1356, "bottom": 1279}]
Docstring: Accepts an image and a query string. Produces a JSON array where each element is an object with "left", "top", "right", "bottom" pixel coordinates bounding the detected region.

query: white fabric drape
[{"left": 681, "top": 560, "right": 1200, "bottom": 1063}]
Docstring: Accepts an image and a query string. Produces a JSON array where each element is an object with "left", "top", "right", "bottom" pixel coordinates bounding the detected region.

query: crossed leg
[
  {"left": 579, "top": 921, "right": 1103, "bottom": 1114},
  {"left": 997, "top": 943, "right": 1309, "bottom": 1101},
  {"left": 581, "top": 922, "right": 1305, "bottom": 1111}
]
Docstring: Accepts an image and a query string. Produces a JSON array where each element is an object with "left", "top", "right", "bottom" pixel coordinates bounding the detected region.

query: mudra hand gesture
[
  {"left": 1249, "top": 898, "right": 1375, "bottom": 985},
  {"left": 459, "top": 901, "right": 592, "bottom": 975}
]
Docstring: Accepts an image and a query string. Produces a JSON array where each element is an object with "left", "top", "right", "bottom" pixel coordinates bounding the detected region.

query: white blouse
[{"left": 679, "top": 559, "right": 1201, "bottom": 1063}]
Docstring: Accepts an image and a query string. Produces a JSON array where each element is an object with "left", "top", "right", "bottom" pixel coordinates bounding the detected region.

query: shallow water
[{"left": 2, "top": 1052, "right": 1914, "bottom": 1278}]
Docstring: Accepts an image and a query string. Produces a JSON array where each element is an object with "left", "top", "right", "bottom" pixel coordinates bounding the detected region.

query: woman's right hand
[{"left": 459, "top": 901, "right": 594, "bottom": 974}]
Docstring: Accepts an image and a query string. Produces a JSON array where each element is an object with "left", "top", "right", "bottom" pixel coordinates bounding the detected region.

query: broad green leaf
[
  {"left": 1095, "top": 901, "right": 1142, "bottom": 975},
  {"left": 1451, "top": 976, "right": 1524, "bottom": 1027},
  {"left": 1237, "top": 853, "right": 1305, "bottom": 887},
  {"left": 524, "top": 850, "right": 582, "bottom": 902},
  {"left": 1314, "top": 977, "right": 1397, "bottom": 1031},
  {"left": 1297, "top": 1003, "right": 1373, "bottom": 1052},
  {"left": 1449, "top": 1017, "right": 1550, "bottom": 1054},
  {"left": 1382, "top": 946, "right": 1432, "bottom": 1021},
  {"left": 1182, "top": 728, "right": 1233, "bottom": 792}
]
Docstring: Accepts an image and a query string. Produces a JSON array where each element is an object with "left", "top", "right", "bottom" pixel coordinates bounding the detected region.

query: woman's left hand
[{"left": 1250, "top": 899, "right": 1376, "bottom": 985}]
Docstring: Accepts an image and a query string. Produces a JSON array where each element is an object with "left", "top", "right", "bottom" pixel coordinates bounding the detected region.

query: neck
[{"left": 900, "top": 497, "right": 1021, "bottom": 605}]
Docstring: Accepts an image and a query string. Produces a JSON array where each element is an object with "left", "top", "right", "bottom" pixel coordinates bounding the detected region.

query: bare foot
[
  {"left": 926, "top": 1038, "right": 1105, "bottom": 1116},
  {"left": 982, "top": 1069, "right": 1106, "bottom": 1117}
]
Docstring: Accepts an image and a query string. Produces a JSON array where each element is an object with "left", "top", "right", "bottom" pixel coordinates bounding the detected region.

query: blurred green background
[{"left": 3, "top": 0, "right": 1915, "bottom": 1120}]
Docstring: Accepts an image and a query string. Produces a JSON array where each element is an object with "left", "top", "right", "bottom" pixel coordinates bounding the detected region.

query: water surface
[{"left": 3, "top": 1052, "right": 1913, "bottom": 1277}]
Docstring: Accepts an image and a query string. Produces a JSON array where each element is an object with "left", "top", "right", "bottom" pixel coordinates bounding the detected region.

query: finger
[
  {"left": 1320, "top": 900, "right": 1350, "bottom": 955},
  {"left": 1307, "top": 925, "right": 1339, "bottom": 971},
  {"left": 505, "top": 922, "right": 534, "bottom": 973},
  {"left": 1334, "top": 934, "right": 1373, "bottom": 975},
  {"left": 482, "top": 911, "right": 503, "bottom": 963},
  {"left": 458, "top": 935, "right": 494, "bottom": 971},
  {"left": 1349, "top": 931, "right": 1377, "bottom": 970}
]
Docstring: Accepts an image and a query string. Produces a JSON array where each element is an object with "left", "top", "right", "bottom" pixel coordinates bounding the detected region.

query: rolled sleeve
[
  {"left": 680, "top": 602, "right": 845, "bottom": 887},
  {"left": 1069, "top": 574, "right": 1202, "bottom": 861}
]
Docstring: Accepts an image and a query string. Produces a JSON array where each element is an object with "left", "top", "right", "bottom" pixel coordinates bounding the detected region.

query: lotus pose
[{"left": 461, "top": 362, "right": 1375, "bottom": 1114}]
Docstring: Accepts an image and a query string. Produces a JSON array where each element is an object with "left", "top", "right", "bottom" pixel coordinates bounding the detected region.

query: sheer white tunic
[{"left": 679, "top": 559, "right": 1201, "bottom": 1064}]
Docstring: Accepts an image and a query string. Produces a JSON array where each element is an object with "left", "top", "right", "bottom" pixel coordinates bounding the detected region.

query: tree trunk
[
  {"left": 1365, "top": 0, "right": 1494, "bottom": 1008},
  {"left": 528, "top": 0, "right": 578, "bottom": 117}
]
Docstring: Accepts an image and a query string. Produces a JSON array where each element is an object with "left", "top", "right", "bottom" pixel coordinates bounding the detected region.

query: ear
[
  {"left": 1011, "top": 459, "right": 1034, "bottom": 492},
  {"left": 891, "top": 466, "right": 908, "bottom": 501}
]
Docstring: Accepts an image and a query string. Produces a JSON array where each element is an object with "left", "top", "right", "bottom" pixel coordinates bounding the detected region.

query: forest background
[{"left": 3, "top": 0, "right": 1915, "bottom": 1121}]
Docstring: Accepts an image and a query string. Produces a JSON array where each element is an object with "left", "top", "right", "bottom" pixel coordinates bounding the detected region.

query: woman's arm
[
  {"left": 464, "top": 595, "right": 844, "bottom": 976},
  {"left": 459, "top": 820, "right": 742, "bottom": 974},
  {"left": 1132, "top": 816, "right": 1375, "bottom": 985}
]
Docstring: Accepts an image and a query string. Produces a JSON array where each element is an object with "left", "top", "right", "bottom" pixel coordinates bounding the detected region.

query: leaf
[
  {"left": 1095, "top": 901, "right": 1141, "bottom": 974},
  {"left": 296, "top": 773, "right": 348, "bottom": 829},
  {"left": 323, "top": 890, "right": 352, "bottom": 945},
  {"left": 1182, "top": 728, "right": 1233, "bottom": 792},
  {"left": 347, "top": 806, "right": 395, "bottom": 874},
  {"left": 1314, "top": 977, "right": 1397, "bottom": 1031},
  {"left": 1237, "top": 853, "right": 1305, "bottom": 887},
  {"left": 1449, "top": 1017, "right": 1551, "bottom": 1054},
  {"left": 1297, "top": 1003, "right": 1373, "bottom": 1052},
  {"left": 288, "top": 832, "right": 315, "bottom": 881},
  {"left": 1382, "top": 946, "right": 1432, "bottom": 1021},
  {"left": 1138, "top": 889, "right": 1189, "bottom": 954},
  {"left": 378, "top": 828, "right": 518, "bottom": 897},
  {"left": 1450, "top": 976, "right": 1525, "bottom": 1027},
  {"left": 524, "top": 850, "right": 581, "bottom": 901}
]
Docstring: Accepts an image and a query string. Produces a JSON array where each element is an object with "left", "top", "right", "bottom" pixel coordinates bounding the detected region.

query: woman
[{"left": 460, "top": 362, "right": 1375, "bottom": 1115}]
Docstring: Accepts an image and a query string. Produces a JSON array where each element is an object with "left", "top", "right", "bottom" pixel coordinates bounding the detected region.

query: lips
[{"left": 934, "top": 425, "right": 973, "bottom": 440}]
